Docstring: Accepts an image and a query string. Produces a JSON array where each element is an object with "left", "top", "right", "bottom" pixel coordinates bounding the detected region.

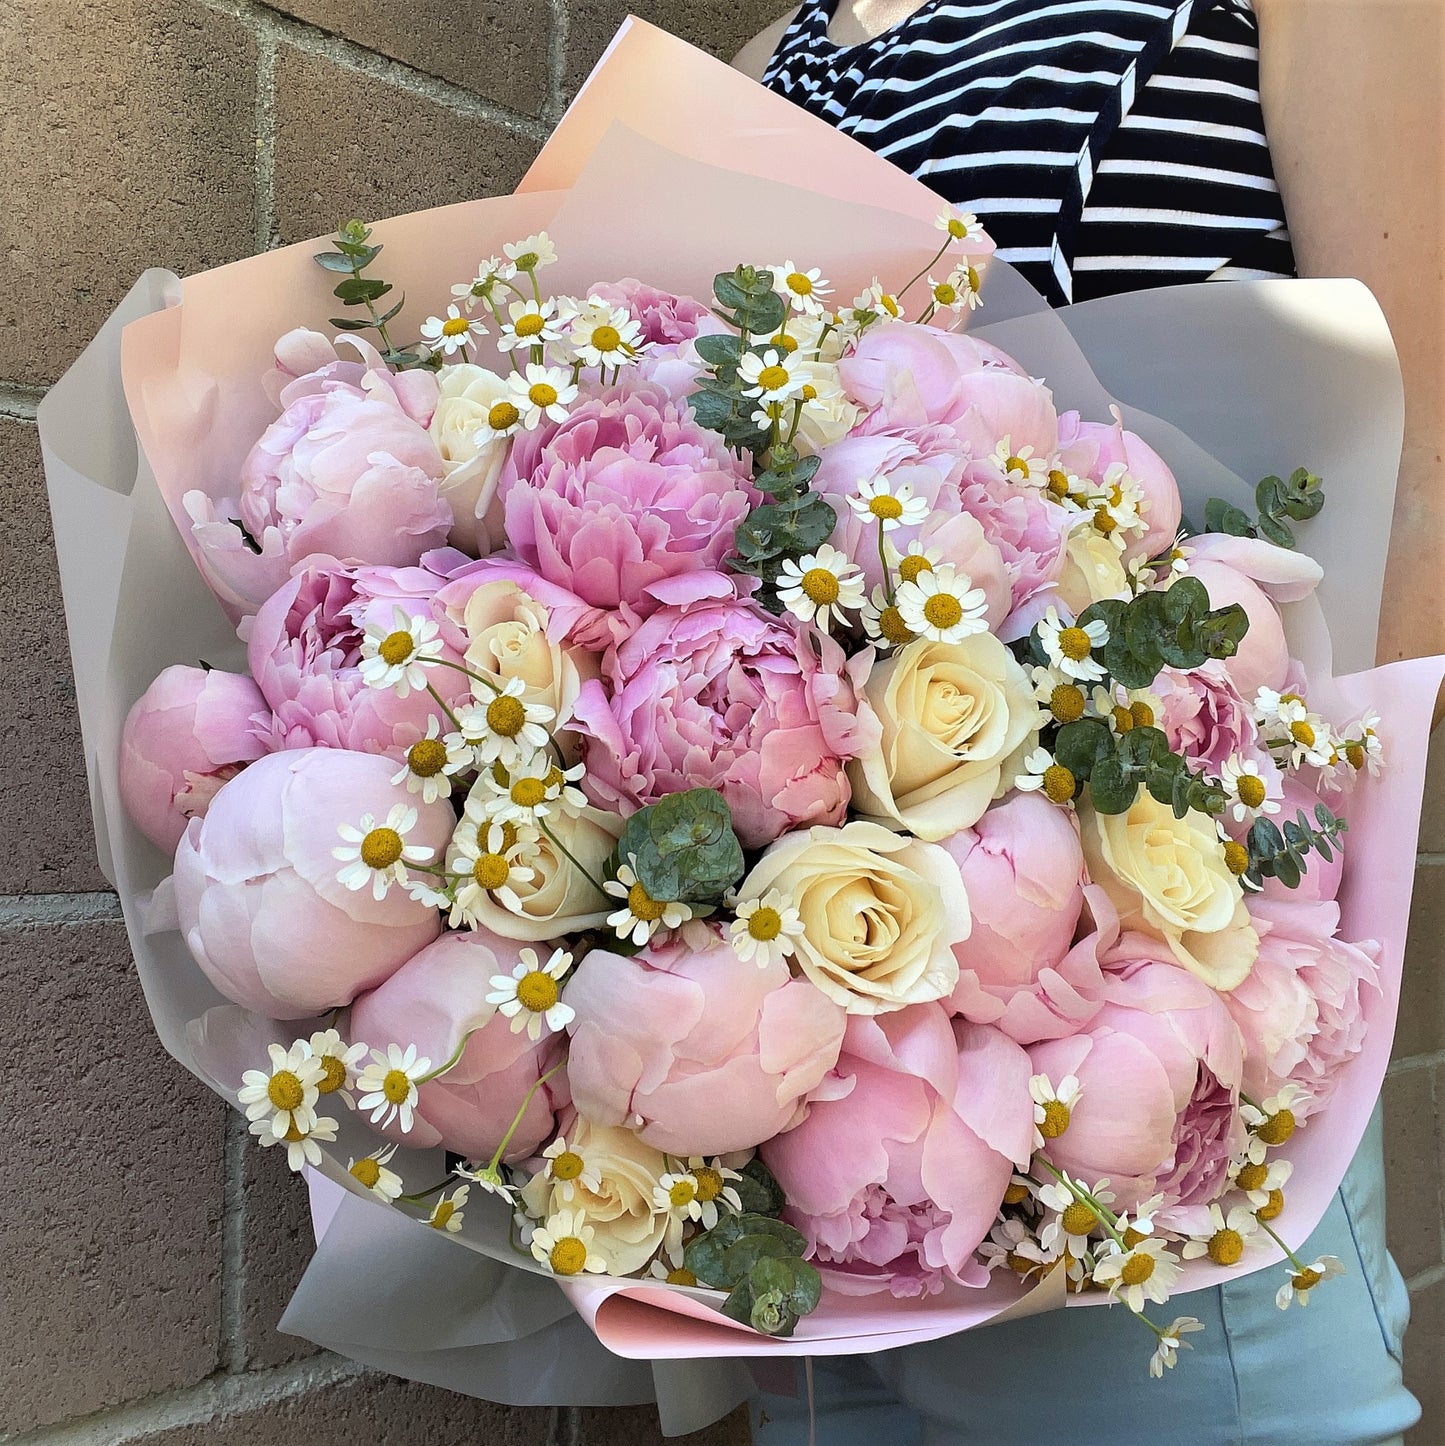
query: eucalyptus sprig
[
  {"left": 1242, "top": 803, "right": 1347, "bottom": 891},
  {"left": 314, "top": 220, "right": 428, "bottom": 370},
  {"left": 1202, "top": 468, "right": 1324, "bottom": 550},
  {"left": 683, "top": 1212, "right": 822, "bottom": 1337},
  {"left": 610, "top": 787, "right": 745, "bottom": 909}
]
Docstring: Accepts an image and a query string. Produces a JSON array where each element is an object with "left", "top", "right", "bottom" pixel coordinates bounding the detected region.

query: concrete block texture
[
  {"left": 0, "top": 917, "right": 226, "bottom": 1433},
  {"left": 577, "top": 1405, "right": 754, "bottom": 1444},
  {"left": 1384, "top": 1065, "right": 1444, "bottom": 1281},
  {"left": 0, "top": 0, "right": 257, "bottom": 387}
]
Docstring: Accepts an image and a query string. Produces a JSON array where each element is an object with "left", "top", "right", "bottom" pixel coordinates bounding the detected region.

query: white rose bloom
[
  {"left": 1078, "top": 793, "right": 1259, "bottom": 990},
  {"left": 429, "top": 364, "right": 512, "bottom": 553},
  {"left": 520, "top": 1119, "right": 671, "bottom": 1274},
  {"left": 1056, "top": 526, "right": 1131, "bottom": 612},
  {"left": 738, "top": 820, "right": 968, "bottom": 1014},
  {"left": 848, "top": 634, "right": 1041, "bottom": 840}
]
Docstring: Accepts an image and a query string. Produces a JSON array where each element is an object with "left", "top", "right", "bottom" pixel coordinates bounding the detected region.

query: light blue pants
[{"left": 752, "top": 1106, "right": 1415, "bottom": 1446}]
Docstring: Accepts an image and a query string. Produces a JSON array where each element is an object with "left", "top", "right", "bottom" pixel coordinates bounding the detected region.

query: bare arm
[
  {"left": 733, "top": 7, "right": 803, "bottom": 80},
  {"left": 1256, "top": 0, "right": 1445, "bottom": 668}
]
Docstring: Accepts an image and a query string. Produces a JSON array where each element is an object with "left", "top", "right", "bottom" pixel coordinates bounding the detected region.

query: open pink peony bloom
[
  {"left": 498, "top": 380, "right": 757, "bottom": 637},
  {"left": 349, "top": 930, "right": 569, "bottom": 1159},
  {"left": 187, "top": 335, "right": 451, "bottom": 614},
  {"left": 1028, "top": 935, "right": 1247, "bottom": 1212},
  {"left": 570, "top": 589, "right": 873, "bottom": 848},
  {"left": 247, "top": 556, "right": 470, "bottom": 754},
  {"left": 583, "top": 278, "right": 719, "bottom": 346},
  {"left": 173, "top": 749, "right": 451, "bottom": 1018},
  {"left": 762, "top": 1007, "right": 1034, "bottom": 1298},
  {"left": 564, "top": 928, "right": 848, "bottom": 1156},
  {"left": 1056, "top": 410, "right": 1182, "bottom": 562},
  {"left": 119, "top": 665, "right": 270, "bottom": 852},
  {"left": 942, "top": 794, "right": 1093, "bottom": 1043},
  {"left": 1228, "top": 898, "right": 1380, "bottom": 1116},
  {"left": 1152, "top": 659, "right": 1271, "bottom": 778}
]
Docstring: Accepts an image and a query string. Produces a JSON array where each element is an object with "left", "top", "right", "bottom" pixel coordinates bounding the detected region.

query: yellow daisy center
[
  {"left": 879, "top": 606, "right": 914, "bottom": 646},
  {"left": 1061, "top": 1201, "right": 1095, "bottom": 1236},
  {"left": 923, "top": 593, "right": 964, "bottom": 630},
  {"left": 1236, "top": 1162, "right": 1268, "bottom": 1193},
  {"left": 472, "top": 852, "right": 512, "bottom": 891},
  {"left": 1112, "top": 705, "right": 1135, "bottom": 734},
  {"left": 947, "top": 217, "right": 970, "bottom": 239},
  {"left": 1057, "top": 626, "right": 1093, "bottom": 662},
  {"left": 1007, "top": 1250, "right": 1040, "bottom": 1276},
  {"left": 1255, "top": 1109, "right": 1296, "bottom": 1146},
  {"left": 486, "top": 694, "right": 527, "bottom": 738},
  {"left": 551, "top": 1150, "right": 585, "bottom": 1181},
  {"left": 550, "top": 1237, "right": 589, "bottom": 1275},
  {"left": 1050, "top": 684, "right": 1086, "bottom": 723},
  {"left": 350, "top": 1157, "right": 382, "bottom": 1189},
  {"left": 382, "top": 1068, "right": 413, "bottom": 1105},
  {"left": 933, "top": 282, "right": 957, "bottom": 305},
  {"left": 1094, "top": 508, "right": 1117, "bottom": 536},
  {"left": 1122, "top": 1226, "right": 1149, "bottom": 1249},
  {"left": 693, "top": 1166, "right": 724, "bottom": 1203},
  {"left": 1005, "top": 455, "right": 1028, "bottom": 475},
  {"left": 516, "top": 970, "right": 559, "bottom": 1013},
  {"left": 408, "top": 737, "right": 448, "bottom": 777},
  {"left": 1223, "top": 840, "right": 1251, "bottom": 876},
  {"left": 758, "top": 364, "right": 791, "bottom": 392},
  {"left": 801, "top": 383, "right": 819, "bottom": 401},
  {"left": 1046, "top": 469, "right": 1071, "bottom": 498},
  {"left": 1237, "top": 774, "right": 1267, "bottom": 808},
  {"left": 1002, "top": 1181, "right": 1031, "bottom": 1206},
  {"left": 514, "top": 313, "right": 545, "bottom": 337},
  {"left": 360, "top": 827, "right": 404, "bottom": 870},
  {"left": 317, "top": 1055, "right": 347, "bottom": 1094},
  {"left": 880, "top": 293, "right": 900, "bottom": 316},
  {"left": 590, "top": 324, "right": 621, "bottom": 352},
  {"left": 1346, "top": 742, "right": 1367, "bottom": 770},
  {"left": 897, "top": 554, "right": 932, "bottom": 584},
  {"left": 528, "top": 382, "right": 559, "bottom": 409},
  {"left": 800, "top": 567, "right": 840, "bottom": 606},
  {"left": 1290, "top": 720, "right": 1316, "bottom": 747},
  {"left": 668, "top": 1178, "right": 698, "bottom": 1208},
  {"left": 283, "top": 1122, "right": 306, "bottom": 1143},
  {"left": 489, "top": 401, "right": 521, "bottom": 431},
  {"left": 747, "top": 906, "right": 783, "bottom": 941},
  {"left": 378, "top": 630, "right": 415, "bottom": 666},
  {"left": 1291, "top": 1267, "right": 1323, "bottom": 1292},
  {"left": 786, "top": 271, "right": 814, "bottom": 296},
  {"left": 430, "top": 1201, "right": 456, "bottom": 1229},
  {"left": 868, "top": 493, "right": 904, "bottom": 520},
  {"left": 510, "top": 777, "right": 547, "bottom": 808},
  {"left": 770, "top": 331, "right": 799, "bottom": 353},
  {"left": 1130, "top": 701, "right": 1155, "bottom": 728},
  {"left": 1043, "top": 764, "right": 1077, "bottom": 805},
  {"left": 442, "top": 316, "right": 470, "bottom": 337},
  {"left": 1257, "top": 1189, "right": 1285, "bottom": 1222},
  {"left": 1120, "top": 1252, "right": 1155, "bottom": 1286},
  {"left": 627, "top": 881, "right": 668, "bottom": 923},
  {"left": 665, "top": 1267, "right": 698, "bottom": 1286},
  {"left": 1208, "top": 1228, "right": 1245, "bottom": 1266},
  {"left": 1038, "top": 1100, "right": 1071, "bottom": 1139},
  {"left": 964, "top": 266, "right": 980, "bottom": 291},
  {"left": 267, "top": 1070, "right": 305, "bottom": 1112}
]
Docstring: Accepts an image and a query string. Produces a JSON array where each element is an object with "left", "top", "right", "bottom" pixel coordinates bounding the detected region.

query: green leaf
[
  {"left": 328, "top": 316, "right": 373, "bottom": 331},
  {"left": 1256, "top": 512, "right": 1295, "bottom": 549},
  {"left": 735, "top": 1158, "right": 787, "bottom": 1217},
  {"left": 695, "top": 333, "right": 745, "bottom": 367},
  {"left": 314, "top": 252, "right": 357, "bottom": 273},
  {"left": 1054, "top": 718, "right": 1114, "bottom": 782},
  {"left": 617, "top": 788, "right": 745, "bottom": 905},
  {"left": 376, "top": 295, "right": 406, "bottom": 325},
  {"left": 1088, "top": 756, "right": 1138, "bottom": 815},
  {"left": 332, "top": 276, "right": 391, "bottom": 304},
  {"left": 722, "top": 1233, "right": 793, "bottom": 1282},
  {"left": 1204, "top": 497, "right": 1256, "bottom": 538}
]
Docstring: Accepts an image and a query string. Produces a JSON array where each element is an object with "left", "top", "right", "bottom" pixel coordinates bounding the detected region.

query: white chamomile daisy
[
  {"left": 531, "top": 1209, "right": 607, "bottom": 1276},
  {"left": 989, "top": 437, "right": 1046, "bottom": 488},
  {"left": 1279, "top": 704, "right": 1335, "bottom": 771},
  {"left": 895, "top": 562, "right": 990, "bottom": 643},
  {"left": 356, "top": 1042, "right": 431, "bottom": 1133},
  {"left": 1181, "top": 1203, "right": 1261, "bottom": 1265},
  {"left": 359, "top": 607, "right": 444, "bottom": 697},
  {"left": 250, "top": 1110, "right": 337, "bottom": 1172},
  {"left": 455, "top": 1160, "right": 518, "bottom": 1204},
  {"left": 462, "top": 679, "right": 555, "bottom": 768},
  {"left": 449, "top": 818, "right": 537, "bottom": 925},
  {"left": 1038, "top": 605, "right": 1109, "bottom": 683},
  {"left": 421, "top": 304, "right": 486, "bottom": 357},
  {"left": 1219, "top": 754, "right": 1279, "bottom": 823},
  {"left": 391, "top": 717, "right": 454, "bottom": 804},
  {"left": 776, "top": 543, "right": 866, "bottom": 632},
  {"left": 945, "top": 260, "right": 984, "bottom": 312},
  {"left": 1029, "top": 1073, "right": 1082, "bottom": 1149},
  {"left": 566, "top": 299, "right": 644, "bottom": 368},
  {"left": 1015, "top": 746, "right": 1077, "bottom": 806},
  {"left": 979, "top": 1218, "right": 1056, "bottom": 1278},
  {"left": 1240, "top": 1083, "right": 1308, "bottom": 1162},
  {"left": 348, "top": 1144, "right": 404, "bottom": 1202},
  {"left": 479, "top": 393, "right": 525, "bottom": 439},
  {"left": 429, "top": 1184, "right": 469, "bottom": 1232},
  {"left": 729, "top": 889, "right": 805, "bottom": 968},
  {"left": 305, "top": 1028, "right": 368, "bottom": 1108},
  {"left": 1034, "top": 1171, "right": 1111, "bottom": 1216},
  {"left": 680, "top": 1156, "right": 744, "bottom": 1228},
  {"left": 852, "top": 280, "right": 904, "bottom": 321},
  {"left": 452, "top": 257, "right": 509, "bottom": 307},
  {"left": 738, "top": 346, "right": 812, "bottom": 404},
  {"left": 486, "top": 946, "right": 575, "bottom": 1041},
  {"left": 649, "top": 1258, "right": 701, "bottom": 1287},
  {"left": 654, "top": 1171, "right": 705, "bottom": 1227},
  {"left": 1276, "top": 1254, "right": 1345, "bottom": 1310},
  {"left": 540, "top": 1135, "right": 601, "bottom": 1202},
  {"left": 861, "top": 585, "right": 916, "bottom": 650},
  {"left": 238, "top": 1041, "right": 324, "bottom": 1140},
  {"left": 498, "top": 297, "right": 563, "bottom": 354},
  {"left": 1149, "top": 1317, "right": 1205, "bottom": 1377},
  {"left": 333, "top": 803, "right": 434, "bottom": 900},
  {"left": 605, "top": 856, "right": 694, "bottom": 946},
  {"left": 1092, "top": 1236, "right": 1181, "bottom": 1313},
  {"left": 1231, "top": 1154, "right": 1292, "bottom": 1210},
  {"left": 1342, "top": 710, "right": 1385, "bottom": 777},
  {"left": 890, "top": 539, "right": 942, "bottom": 586},
  {"left": 503, "top": 232, "right": 557, "bottom": 273},
  {"left": 472, "top": 758, "right": 584, "bottom": 826},
  {"left": 1039, "top": 1193, "right": 1102, "bottom": 1259},
  {"left": 771, "top": 262, "right": 832, "bottom": 316},
  {"left": 507, "top": 362, "right": 578, "bottom": 429},
  {"left": 935, "top": 205, "right": 986, "bottom": 244},
  {"left": 927, "top": 273, "right": 970, "bottom": 316},
  {"left": 847, "top": 475, "right": 930, "bottom": 532}
]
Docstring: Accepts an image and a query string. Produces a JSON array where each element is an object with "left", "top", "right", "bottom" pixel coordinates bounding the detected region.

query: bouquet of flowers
[{"left": 40, "top": 18, "right": 1445, "bottom": 1431}]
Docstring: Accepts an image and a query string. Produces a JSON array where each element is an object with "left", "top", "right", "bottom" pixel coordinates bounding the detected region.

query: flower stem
[
  {"left": 426, "top": 682, "right": 461, "bottom": 730},
  {"left": 538, "top": 818, "right": 610, "bottom": 902},
  {"left": 400, "top": 1177, "right": 454, "bottom": 1204},
  {"left": 896, "top": 240, "right": 951, "bottom": 304},
  {"left": 428, "top": 656, "right": 503, "bottom": 695},
  {"left": 1255, "top": 1217, "right": 1309, "bottom": 1272},
  {"left": 1036, "top": 1157, "right": 1128, "bottom": 1249},
  {"left": 484, "top": 1058, "right": 566, "bottom": 1174},
  {"left": 416, "top": 1028, "right": 479, "bottom": 1085}
]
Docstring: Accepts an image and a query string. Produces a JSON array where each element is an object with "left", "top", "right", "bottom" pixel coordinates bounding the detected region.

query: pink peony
[
  {"left": 349, "top": 931, "right": 568, "bottom": 1159},
  {"left": 498, "top": 380, "right": 757, "bottom": 637},
  {"left": 761, "top": 1008, "right": 1034, "bottom": 1298},
  {"left": 1152, "top": 659, "right": 1271, "bottom": 778},
  {"left": 957, "top": 473, "right": 1073, "bottom": 632},
  {"left": 1028, "top": 936, "right": 1247, "bottom": 1212},
  {"left": 563, "top": 928, "right": 848, "bottom": 1156},
  {"left": 942, "top": 795, "right": 1094, "bottom": 1043},
  {"left": 1056, "top": 411, "right": 1182, "bottom": 561},
  {"left": 570, "top": 589, "right": 872, "bottom": 848},
  {"left": 583, "top": 278, "right": 719, "bottom": 347},
  {"left": 187, "top": 335, "right": 451, "bottom": 614},
  {"left": 1186, "top": 555, "right": 1296, "bottom": 701},
  {"left": 247, "top": 556, "right": 471, "bottom": 754},
  {"left": 120, "top": 665, "right": 270, "bottom": 852},
  {"left": 1227, "top": 898, "right": 1380, "bottom": 1116},
  {"left": 172, "top": 749, "right": 450, "bottom": 1018}
]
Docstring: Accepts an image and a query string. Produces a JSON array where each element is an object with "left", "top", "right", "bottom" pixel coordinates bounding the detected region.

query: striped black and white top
[{"left": 761, "top": 0, "right": 1296, "bottom": 305}]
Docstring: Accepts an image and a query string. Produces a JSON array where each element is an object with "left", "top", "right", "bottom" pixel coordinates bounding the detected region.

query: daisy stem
[
  {"left": 537, "top": 818, "right": 611, "bottom": 902},
  {"left": 1035, "top": 1157, "right": 1128, "bottom": 1249},
  {"left": 416, "top": 1027, "right": 480, "bottom": 1085},
  {"left": 1254, "top": 1217, "right": 1310, "bottom": 1272},
  {"left": 427, "top": 656, "right": 504, "bottom": 695},
  {"left": 426, "top": 683, "right": 461, "bottom": 730},
  {"left": 484, "top": 1058, "right": 567, "bottom": 1176},
  {"left": 400, "top": 1178, "right": 456, "bottom": 1204},
  {"left": 919, "top": 302, "right": 937, "bottom": 326},
  {"left": 784, "top": 397, "right": 805, "bottom": 446},
  {"left": 896, "top": 239, "right": 952, "bottom": 303},
  {"left": 877, "top": 522, "right": 895, "bottom": 604}
]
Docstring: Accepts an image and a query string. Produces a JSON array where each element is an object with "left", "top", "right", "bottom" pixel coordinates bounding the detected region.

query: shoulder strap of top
[{"left": 762, "top": 1, "right": 840, "bottom": 82}]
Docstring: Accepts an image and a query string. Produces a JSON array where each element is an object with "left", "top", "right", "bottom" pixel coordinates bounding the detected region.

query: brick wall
[{"left": 2, "top": 1, "right": 1442, "bottom": 1442}]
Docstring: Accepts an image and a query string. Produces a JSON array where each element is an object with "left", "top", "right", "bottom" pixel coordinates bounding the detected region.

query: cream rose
[
  {"left": 429, "top": 364, "right": 512, "bottom": 554},
  {"left": 739, "top": 820, "right": 969, "bottom": 1014},
  {"left": 848, "top": 634, "right": 1040, "bottom": 841},
  {"left": 1057, "top": 526, "right": 1131, "bottom": 612},
  {"left": 451, "top": 800, "right": 621, "bottom": 942},
  {"left": 459, "top": 579, "right": 599, "bottom": 732},
  {"left": 1079, "top": 793, "right": 1259, "bottom": 990},
  {"left": 519, "top": 1118, "right": 669, "bottom": 1274}
]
